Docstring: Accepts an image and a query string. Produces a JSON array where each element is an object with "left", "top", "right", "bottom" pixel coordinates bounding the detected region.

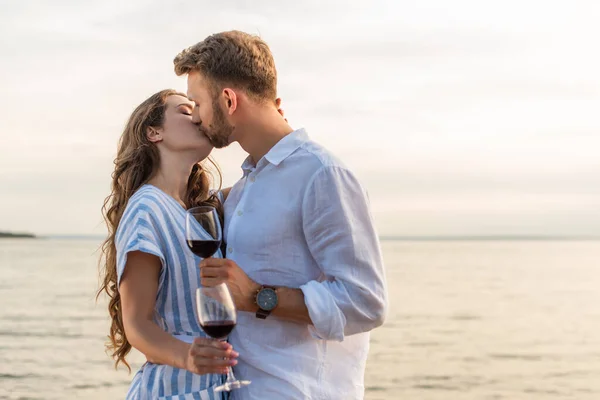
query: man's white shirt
[{"left": 224, "top": 128, "right": 387, "bottom": 400}]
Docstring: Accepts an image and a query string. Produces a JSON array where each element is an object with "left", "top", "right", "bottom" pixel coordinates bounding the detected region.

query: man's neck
[{"left": 237, "top": 108, "right": 294, "bottom": 165}]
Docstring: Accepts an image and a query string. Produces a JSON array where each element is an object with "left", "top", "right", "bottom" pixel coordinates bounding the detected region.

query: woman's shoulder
[
  {"left": 127, "top": 184, "right": 160, "bottom": 204},
  {"left": 119, "top": 185, "right": 168, "bottom": 227}
]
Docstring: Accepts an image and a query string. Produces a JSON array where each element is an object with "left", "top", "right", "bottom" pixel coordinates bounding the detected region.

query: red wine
[
  {"left": 187, "top": 240, "right": 221, "bottom": 258},
  {"left": 201, "top": 320, "right": 236, "bottom": 339}
]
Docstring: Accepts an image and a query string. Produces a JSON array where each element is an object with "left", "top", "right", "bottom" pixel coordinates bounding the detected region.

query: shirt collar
[
  {"left": 264, "top": 128, "right": 308, "bottom": 166},
  {"left": 241, "top": 156, "right": 255, "bottom": 176},
  {"left": 241, "top": 128, "right": 308, "bottom": 175}
]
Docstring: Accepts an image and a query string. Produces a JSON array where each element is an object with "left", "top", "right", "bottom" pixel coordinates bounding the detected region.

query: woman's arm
[
  {"left": 119, "top": 251, "right": 237, "bottom": 375},
  {"left": 221, "top": 187, "right": 232, "bottom": 201}
]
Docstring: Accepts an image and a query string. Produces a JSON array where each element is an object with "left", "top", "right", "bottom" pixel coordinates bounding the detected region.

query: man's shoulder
[{"left": 295, "top": 139, "right": 348, "bottom": 171}]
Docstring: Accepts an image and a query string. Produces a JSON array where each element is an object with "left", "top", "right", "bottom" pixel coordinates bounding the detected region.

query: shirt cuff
[{"left": 300, "top": 280, "right": 346, "bottom": 342}]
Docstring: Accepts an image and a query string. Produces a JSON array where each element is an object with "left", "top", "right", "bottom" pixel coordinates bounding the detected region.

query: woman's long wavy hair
[{"left": 97, "top": 89, "right": 222, "bottom": 371}]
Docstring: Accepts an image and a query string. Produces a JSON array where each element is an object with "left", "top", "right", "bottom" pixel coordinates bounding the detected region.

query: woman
[{"left": 97, "top": 89, "right": 236, "bottom": 399}]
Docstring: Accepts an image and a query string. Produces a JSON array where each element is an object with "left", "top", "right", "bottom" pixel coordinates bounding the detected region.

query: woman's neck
[{"left": 148, "top": 157, "right": 194, "bottom": 208}]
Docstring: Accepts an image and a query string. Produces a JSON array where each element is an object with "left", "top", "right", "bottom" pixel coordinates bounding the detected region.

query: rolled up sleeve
[{"left": 300, "top": 166, "right": 388, "bottom": 341}]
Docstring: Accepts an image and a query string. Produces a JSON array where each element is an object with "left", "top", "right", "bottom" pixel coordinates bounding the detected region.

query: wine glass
[
  {"left": 196, "top": 284, "right": 251, "bottom": 391},
  {"left": 185, "top": 206, "right": 222, "bottom": 258},
  {"left": 186, "top": 206, "right": 251, "bottom": 392}
]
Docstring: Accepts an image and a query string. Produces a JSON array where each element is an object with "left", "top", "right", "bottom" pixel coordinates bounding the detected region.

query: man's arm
[
  {"left": 199, "top": 259, "right": 312, "bottom": 324},
  {"left": 298, "top": 165, "right": 387, "bottom": 340},
  {"left": 200, "top": 166, "right": 387, "bottom": 337}
]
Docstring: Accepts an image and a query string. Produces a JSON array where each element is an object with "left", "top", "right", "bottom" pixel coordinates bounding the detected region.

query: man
[{"left": 174, "top": 30, "right": 387, "bottom": 399}]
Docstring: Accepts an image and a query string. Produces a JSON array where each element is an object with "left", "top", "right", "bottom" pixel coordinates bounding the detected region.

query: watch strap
[{"left": 256, "top": 308, "right": 270, "bottom": 319}]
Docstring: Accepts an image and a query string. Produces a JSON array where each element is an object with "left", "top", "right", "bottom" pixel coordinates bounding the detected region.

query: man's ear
[
  {"left": 222, "top": 88, "right": 238, "bottom": 115},
  {"left": 147, "top": 127, "right": 162, "bottom": 143}
]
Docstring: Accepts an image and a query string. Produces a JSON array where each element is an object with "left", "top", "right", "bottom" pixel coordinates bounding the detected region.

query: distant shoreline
[{"left": 0, "top": 231, "right": 36, "bottom": 239}]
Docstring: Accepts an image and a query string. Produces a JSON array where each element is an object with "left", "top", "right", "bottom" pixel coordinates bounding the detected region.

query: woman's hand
[{"left": 185, "top": 337, "right": 239, "bottom": 375}]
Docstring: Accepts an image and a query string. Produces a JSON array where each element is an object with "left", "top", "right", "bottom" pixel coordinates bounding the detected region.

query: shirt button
[
  {"left": 249, "top": 176, "right": 256, "bottom": 182},
  {"left": 228, "top": 247, "right": 233, "bottom": 254},
  {"left": 237, "top": 210, "right": 243, "bottom": 216}
]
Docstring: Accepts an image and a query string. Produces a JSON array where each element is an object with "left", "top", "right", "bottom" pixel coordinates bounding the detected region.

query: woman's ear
[
  {"left": 147, "top": 127, "right": 162, "bottom": 143},
  {"left": 222, "top": 88, "right": 238, "bottom": 116}
]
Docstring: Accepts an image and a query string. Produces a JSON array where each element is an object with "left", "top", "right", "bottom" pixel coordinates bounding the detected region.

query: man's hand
[{"left": 199, "top": 258, "right": 261, "bottom": 312}]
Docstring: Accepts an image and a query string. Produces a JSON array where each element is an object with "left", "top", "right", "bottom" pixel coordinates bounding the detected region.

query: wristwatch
[{"left": 255, "top": 285, "right": 278, "bottom": 319}]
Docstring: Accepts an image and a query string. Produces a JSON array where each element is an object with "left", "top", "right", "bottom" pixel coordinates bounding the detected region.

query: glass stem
[
  {"left": 226, "top": 367, "right": 236, "bottom": 383},
  {"left": 220, "top": 338, "right": 236, "bottom": 383}
]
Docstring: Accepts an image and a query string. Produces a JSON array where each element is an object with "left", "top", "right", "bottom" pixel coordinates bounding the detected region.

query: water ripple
[
  {"left": 413, "top": 383, "right": 462, "bottom": 391},
  {"left": 72, "top": 381, "right": 117, "bottom": 389},
  {"left": 1, "top": 315, "right": 104, "bottom": 322},
  {"left": 0, "top": 330, "right": 83, "bottom": 339},
  {"left": 490, "top": 353, "right": 555, "bottom": 361},
  {"left": 365, "top": 386, "right": 387, "bottom": 392},
  {"left": 407, "top": 341, "right": 444, "bottom": 347},
  {"left": 450, "top": 313, "right": 481, "bottom": 321}
]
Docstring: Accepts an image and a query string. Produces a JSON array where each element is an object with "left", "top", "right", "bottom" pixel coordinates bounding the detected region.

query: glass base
[{"left": 214, "top": 379, "right": 251, "bottom": 392}]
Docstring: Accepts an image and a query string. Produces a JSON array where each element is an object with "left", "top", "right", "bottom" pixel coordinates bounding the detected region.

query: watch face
[{"left": 256, "top": 288, "right": 278, "bottom": 311}]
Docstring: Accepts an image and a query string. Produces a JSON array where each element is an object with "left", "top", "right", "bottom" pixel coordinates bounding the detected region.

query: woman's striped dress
[{"left": 115, "top": 184, "right": 226, "bottom": 400}]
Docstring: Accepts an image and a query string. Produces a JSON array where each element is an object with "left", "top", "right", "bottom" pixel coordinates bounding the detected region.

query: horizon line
[
  {"left": 380, "top": 235, "right": 600, "bottom": 241},
  {"left": 3, "top": 231, "right": 600, "bottom": 242},
  {"left": 31, "top": 234, "right": 600, "bottom": 241}
]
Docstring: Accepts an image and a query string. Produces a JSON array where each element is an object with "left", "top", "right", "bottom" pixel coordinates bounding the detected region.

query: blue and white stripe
[{"left": 115, "top": 184, "right": 226, "bottom": 399}]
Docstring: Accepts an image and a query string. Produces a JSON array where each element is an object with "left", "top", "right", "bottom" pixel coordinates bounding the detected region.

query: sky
[{"left": 0, "top": 0, "right": 599, "bottom": 237}]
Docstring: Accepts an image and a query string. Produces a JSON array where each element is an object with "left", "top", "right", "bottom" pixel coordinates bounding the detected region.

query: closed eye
[{"left": 177, "top": 103, "right": 193, "bottom": 115}]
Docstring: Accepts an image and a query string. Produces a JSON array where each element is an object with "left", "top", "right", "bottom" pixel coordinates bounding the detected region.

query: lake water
[{"left": 1, "top": 239, "right": 599, "bottom": 399}]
